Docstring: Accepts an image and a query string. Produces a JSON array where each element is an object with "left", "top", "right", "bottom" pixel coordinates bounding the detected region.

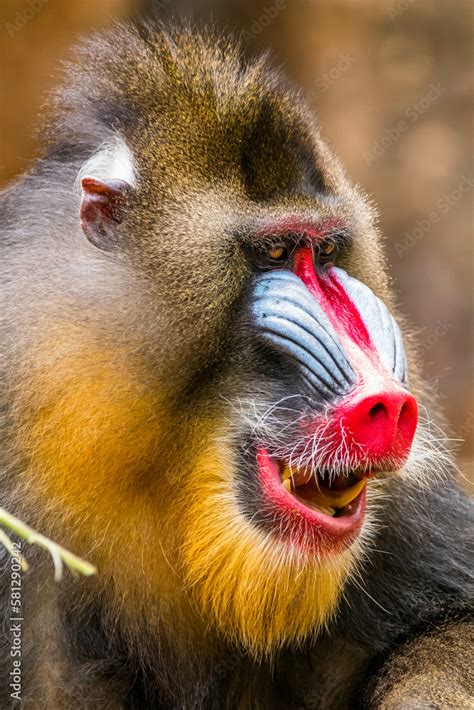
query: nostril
[
  {"left": 368, "top": 402, "right": 386, "bottom": 419},
  {"left": 397, "top": 397, "right": 418, "bottom": 435},
  {"left": 399, "top": 401, "right": 410, "bottom": 422},
  {"left": 344, "top": 391, "right": 418, "bottom": 464}
]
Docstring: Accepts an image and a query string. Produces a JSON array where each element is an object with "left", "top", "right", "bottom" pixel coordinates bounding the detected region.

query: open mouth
[
  {"left": 279, "top": 463, "right": 367, "bottom": 518},
  {"left": 256, "top": 448, "right": 369, "bottom": 549}
]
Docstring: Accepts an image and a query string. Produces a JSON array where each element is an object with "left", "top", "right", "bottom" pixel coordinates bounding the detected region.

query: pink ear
[{"left": 80, "top": 177, "right": 131, "bottom": 251}]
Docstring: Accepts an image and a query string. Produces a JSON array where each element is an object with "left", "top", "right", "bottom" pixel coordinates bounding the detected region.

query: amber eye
[
  {"left": 320, "top": 241, "right": 335, "bottom": 255},
  {"left": 251, "top": 241, "right": 291, "bottom": 271},
  {"left": 267, "top": 244, "right": 287, "bottom": 261},
  {"left": 317, "top": 239, "right": 337, "bottom": 262}
]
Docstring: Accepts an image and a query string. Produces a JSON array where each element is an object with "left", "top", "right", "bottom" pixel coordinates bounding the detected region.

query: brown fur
[
  {"left": 1, "top": 21, "right": 472, "bottom": 709},
  {"left": 367, "top": 622, "right": 474, "bottom": 709}
]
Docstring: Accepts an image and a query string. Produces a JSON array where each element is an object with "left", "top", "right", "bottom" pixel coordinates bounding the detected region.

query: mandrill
[{"left": 0, "top": 21, "right": 472, "bottom": 710}]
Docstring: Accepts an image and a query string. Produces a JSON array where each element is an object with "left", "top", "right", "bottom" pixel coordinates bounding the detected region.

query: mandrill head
[{"left": 14, "top": 24, "right": 420, "bottom": 660}]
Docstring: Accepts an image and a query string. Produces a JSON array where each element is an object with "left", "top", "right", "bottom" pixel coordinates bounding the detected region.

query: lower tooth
[{"left": 316, "top": 504, "right": 336, "bottom": 516}]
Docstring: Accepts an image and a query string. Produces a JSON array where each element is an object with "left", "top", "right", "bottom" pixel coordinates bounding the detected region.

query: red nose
[{"left": 344, "top": 391, "right": 418, "bottom": 464}]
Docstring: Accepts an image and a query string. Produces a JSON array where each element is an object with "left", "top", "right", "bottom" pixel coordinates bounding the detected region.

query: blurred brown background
[{"left": 0, "top": 0, "right": 472, "bottom": 485}]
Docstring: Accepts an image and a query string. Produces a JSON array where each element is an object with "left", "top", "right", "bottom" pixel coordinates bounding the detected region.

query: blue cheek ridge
[
  {"left": 251, "top": 268, "right": 409, "bottom": 402},
  {"left": 331, "top": 268, "right": 408, "bottom": 385},
  {"left": 251, "top": 270, "right": 356, "bottom": 402}
]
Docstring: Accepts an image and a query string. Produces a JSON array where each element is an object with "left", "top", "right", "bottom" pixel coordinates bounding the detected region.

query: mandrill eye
[
  {"left": 268, "top": 244, "right": 287, "bottom": 261},
  {"left": 252, "top": 242, "right": 291, "bottom": 270},
  {"left": 316, "top": 239, "right": 338, "bottom": 263}
]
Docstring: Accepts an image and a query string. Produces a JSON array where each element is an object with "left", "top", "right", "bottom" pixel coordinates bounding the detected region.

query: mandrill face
[
  {"left": 245, "top": 252, "right": 416, "bottom": 549},
  {"left": 247, "top": 250, "right": 417, "bottom": 546},
  {"left": 74, "top": 30, "right": 420, "bottom": 658},
  {"left": 176, "top": 226, "right": 419, "bottom": 656}
]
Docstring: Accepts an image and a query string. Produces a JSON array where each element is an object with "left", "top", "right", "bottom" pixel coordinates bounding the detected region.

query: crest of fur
[{"left": 0, "top": 22, "right": 471, "bottom": 706}]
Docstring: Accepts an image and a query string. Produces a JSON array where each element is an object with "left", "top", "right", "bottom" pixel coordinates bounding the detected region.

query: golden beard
[
  {"left": 12, "top": 321, "right": 367, "bottom": 659},
  {"left": 180, "top": 438, "right": 365, "bottom": 659}
]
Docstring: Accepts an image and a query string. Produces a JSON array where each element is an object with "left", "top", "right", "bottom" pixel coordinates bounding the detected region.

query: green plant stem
[{"left": 0, "top": 507, "right": 97, "bottom": 581}]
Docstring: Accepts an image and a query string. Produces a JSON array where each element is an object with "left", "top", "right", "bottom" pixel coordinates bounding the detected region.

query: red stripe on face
[
  {"left": 293, "top": 246, "right": 418, "bottom": 466},
  {"left": 293, "top": 247, "right": 374, "bottom": 354},
  {"left": 254, "top": 217, "right": 346, "bottom": 242}
]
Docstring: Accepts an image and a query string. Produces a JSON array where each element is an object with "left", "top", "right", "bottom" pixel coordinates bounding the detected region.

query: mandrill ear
[{"left": 80, "top": 177, "right": 132, "bottom": 252}]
